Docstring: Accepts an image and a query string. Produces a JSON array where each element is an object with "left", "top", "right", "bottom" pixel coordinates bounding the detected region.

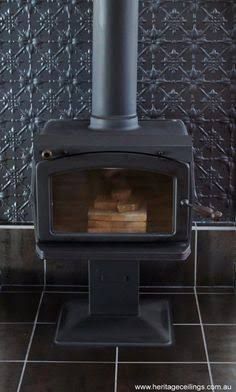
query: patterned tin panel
[{"left": 0, "top": 0, "right": 235, "bottom": 222}]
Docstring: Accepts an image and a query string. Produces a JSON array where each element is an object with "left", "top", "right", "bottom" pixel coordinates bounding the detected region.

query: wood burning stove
[
  {"left": 34, "top": 120, "right": 193, "bottom": 246},
  {"left": 32, "top": 0, "right": 221, "bottom": 346}
]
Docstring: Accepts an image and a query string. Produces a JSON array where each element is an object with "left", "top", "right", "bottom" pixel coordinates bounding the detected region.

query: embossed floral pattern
[{"left": 0, "top": 0, "right": 235, "bottom": 222}]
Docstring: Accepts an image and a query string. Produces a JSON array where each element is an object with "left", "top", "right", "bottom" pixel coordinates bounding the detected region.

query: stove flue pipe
[{"left": 90, "top": 0, "right": 139, "bottom": 131}]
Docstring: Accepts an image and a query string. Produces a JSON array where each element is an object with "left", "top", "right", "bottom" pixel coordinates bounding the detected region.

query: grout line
[
  {"left": 0, "top": 360, "right": 115, "bottom": 364},
  {"left": 1, "top": 284, "right": 44, "bottom": 287},
  {"left": 0, "top": 322, "right": 55, "bottom": 325},
  {"left": 2, "top": 284, "right": 234, "bottom": 289},
  {"left": 0, "top": 225, "right": 34, "bottom": 229},
  {"left": 1, "top": 225, "right": 235, "bottom": 231},
  {"left": 45, "top": 285, "right": 89, "bottom": 288},
  {"left": 209, "top": 362, "right": 236, "bottom": 365},
  {"left": 140, "top": 286, "right": 195, "bottom": 289},
  {"left": 0, "top": 291, "right": 44, "bottom": 294},
  {"left": 1, "top": 359, "right": 236, "bottom": 365},
  {"left": 0, "top": 290, "right": 88, "bottom": 294},
  {"left": 117, "top": 361, "right": 209, "bottom": 364},
  {"left": 43, "top": 260, "right": 47, "bottom": 290},
  {"left": 194, "top": 288, "right": 214, "bottom": 386},
  {"left": 117, "top": 361, "right": 236, "bottom": 365},
  {"left": 1, "top": 290, "right": 234, "bottom": 295},
  {"left": 142, "top": 291, "right": 234, "bottom": 295},
  {"left": 27, "top": 360, "right": 116, "bottom": 364},
  {"left": 173, "top": 323, "right": 200, "bottom": 326},
  {"left": 1, "top": 284, "right": 88, "bottom": 288},
  {"left": 0, "top": 360, "right": 25, "bottom": 363},
  {"left": 0, "top": 321, "right": 235, "bottom": 326},
  {"left": 141, "top": 292, "right": 195, "bottom": 295},
  {"left": 201, "top": 324, "right": 236, "bottom": 327},
  {"left": 44, "top": 291, "right": 88, "bottom": 294},
  {"left": 16, "top": 291, "right": 44, "bottom": 392},
  {"left": 194, "top": 222, "right": 198, "bottom": 287},
  {"left": 195, "top": 226, "right": 236, "bottom": 231},
  {"left": 174, "top": 323, "right": 236, "bottom": 326},
  {"left": 114, "top": 347, "right": 119, "bottom": 392},
  {"left": 1, "top": 322, "right": 235, "bottom": 326},
  {"left": 0, "top": 322, "right": 34, "bottom": 325}
]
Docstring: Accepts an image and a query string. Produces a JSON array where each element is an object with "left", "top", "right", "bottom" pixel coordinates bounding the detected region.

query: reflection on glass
[{"left": 51, "top": 168, "right": 174, "bottom": 234}]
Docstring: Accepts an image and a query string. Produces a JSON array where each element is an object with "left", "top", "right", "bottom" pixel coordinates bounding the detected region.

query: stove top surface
[{"left": 33, "top": 119, "right": 193, "bottom": 163}]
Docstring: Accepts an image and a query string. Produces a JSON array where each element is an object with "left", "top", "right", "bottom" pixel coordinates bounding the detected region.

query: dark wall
[{"left": 0, "top": 0, "right": 235, "bottom": 223}]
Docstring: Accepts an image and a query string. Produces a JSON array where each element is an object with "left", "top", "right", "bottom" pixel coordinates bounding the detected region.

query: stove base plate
[{"left": 55, "top": 298, "right": 173, "bottom": 347}]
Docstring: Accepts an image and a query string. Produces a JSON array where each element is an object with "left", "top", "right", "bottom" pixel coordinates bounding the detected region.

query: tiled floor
[{"left": 0, "top": 288, "right": 236, "bottom": 391}]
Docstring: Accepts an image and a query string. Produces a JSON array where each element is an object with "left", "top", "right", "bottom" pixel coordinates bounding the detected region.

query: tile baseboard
[{"left": 0, "top": 227, "right": 235, "bottom": 287}]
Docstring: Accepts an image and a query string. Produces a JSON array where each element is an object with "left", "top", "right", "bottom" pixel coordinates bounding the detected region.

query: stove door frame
[{"left": 34, "top": 152, "right": 192, "bottom": 242}]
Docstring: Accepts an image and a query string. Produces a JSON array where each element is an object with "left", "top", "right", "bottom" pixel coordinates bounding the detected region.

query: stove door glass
[{"left": 51, "top": 168, "right": 175, "bottom": 235}]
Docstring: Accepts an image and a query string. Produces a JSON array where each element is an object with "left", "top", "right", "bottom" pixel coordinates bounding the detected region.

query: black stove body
[
  {"left": 33, "top": 119, "right": 193, "bottom": 261},
  {"left": 32, "top": 0, "right": 197, "bottom": 346},
  {"left": 32, "top": 119, "right": 194, "bottom": 347}
]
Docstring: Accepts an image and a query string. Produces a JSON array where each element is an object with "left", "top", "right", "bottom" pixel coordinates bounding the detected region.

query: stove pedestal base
[
  {"left": 54, "top": 260, "right": 173, "bottom": 347},
  {"left": 55, "top": 298, "right": 172, "bottom": 347}
]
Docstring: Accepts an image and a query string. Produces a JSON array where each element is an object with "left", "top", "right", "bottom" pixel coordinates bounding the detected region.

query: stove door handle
[{"left": 181, "top": 199, "right": 223, "bottom": 221}]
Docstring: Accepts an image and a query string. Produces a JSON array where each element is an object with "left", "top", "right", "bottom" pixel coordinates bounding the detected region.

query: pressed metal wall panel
[{"left": 0, "top": 0, "right": 235, "bottom": 222}]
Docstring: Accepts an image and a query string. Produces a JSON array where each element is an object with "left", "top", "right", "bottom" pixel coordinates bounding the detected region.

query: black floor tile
[
  {"left": 0, "top": 324, "right": 32, "bottom": 360},
  {"left": 197, "top": 230, "right": 236, "bottom": 286},
  {"left": 38, "top": 292, "right": 88, "bottom": 323},
  {"left": 46, "top": 259, "right": 88, "bottom": 286},
  {"left": 0, "top": 363, "right": 23, "bottom": 392},
  {"left": 211, "top": 364, "right": 236, "bottom": 390},
  {"left": 20, "top": 363, "right": 114, "bottom": 392},
  {"left": 29, "top": 324, "right": 115, "bottom": 362},
  {"left": 198, "top": 294, "right": 236, "bottom": 324},
  {"left": 0, "top": 292, "right": 41, "bottom": 322},
  {"left": 140, "top": 294, "right": 199, "bottom": 324},
  {"left": 140, "top": 232, "right": 195, "bottom": 287},
  {"left": 119, "top": 326, "right": 206, "bottom": 362},
  {"left": 0, "top": 229, "right": 44, "bottom": 285},
  {"left": 38, "top": 292, "right": 199, "bottom": 325},
  {"left": 205, "top": 326, "right": 236, "bottom": 362},
  {"left": 117, "top": 364, "right": 210, "bottom": 391}
]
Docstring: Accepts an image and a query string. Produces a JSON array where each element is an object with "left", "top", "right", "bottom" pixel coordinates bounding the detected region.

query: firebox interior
[{"left": 51, "top": 169, "right": 175, "bottom": 235}]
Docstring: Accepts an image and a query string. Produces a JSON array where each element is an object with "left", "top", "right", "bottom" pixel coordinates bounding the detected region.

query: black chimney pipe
[{"left": 90, "top": 0, "right": 139, "bottom": 131}]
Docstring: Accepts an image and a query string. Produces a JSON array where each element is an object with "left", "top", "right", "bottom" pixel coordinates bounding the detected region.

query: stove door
[{"left": 35, "top": 152, "right": 191, "bottom": 242}]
